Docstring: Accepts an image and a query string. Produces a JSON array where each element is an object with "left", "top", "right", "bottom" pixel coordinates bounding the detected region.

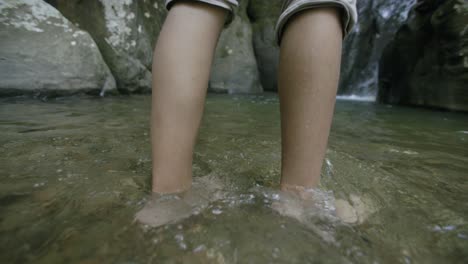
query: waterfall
[{"left": 338, "top": 0, "right": 416, "bottom": 101}]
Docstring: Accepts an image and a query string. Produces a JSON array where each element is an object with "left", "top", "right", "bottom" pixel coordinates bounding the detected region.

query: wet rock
[
  {"left": 210, "top": 0, "right": 262, "bottom": 93},
  {"left": 47, "top": 0, "right": 168, "bottom": 93},
  {"left": 378, "top": 0, "right": 468, "bottom": 111},
  {"left": 0, "top": 0, "right": 116, "bottom": 96}
]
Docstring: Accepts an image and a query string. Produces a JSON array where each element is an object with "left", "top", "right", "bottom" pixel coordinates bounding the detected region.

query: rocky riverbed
[{"left": 1, "top": 94, "right": 467, "bottom": 263}]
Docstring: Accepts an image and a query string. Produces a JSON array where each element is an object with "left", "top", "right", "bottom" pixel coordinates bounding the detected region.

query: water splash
[{"left": 336, "top": 95, "right": 376, "bottom": 102}]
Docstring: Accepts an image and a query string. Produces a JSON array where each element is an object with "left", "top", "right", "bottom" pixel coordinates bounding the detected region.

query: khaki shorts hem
[
  {"left": 165, "top": 0, "right": 238, "bottom": 25},
  {"left": 275, "top": 0, "right": 358, "bottom": 45}
]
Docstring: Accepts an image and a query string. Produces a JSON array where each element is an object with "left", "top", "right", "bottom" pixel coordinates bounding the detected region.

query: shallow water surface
[{"left": 1, "top": 94, "right": 467, "bottom": 263}]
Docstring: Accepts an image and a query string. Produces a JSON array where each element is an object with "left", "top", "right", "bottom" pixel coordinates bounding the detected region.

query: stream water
[{"left": 1, "top": 94, "right": 467, "bottom": 263}]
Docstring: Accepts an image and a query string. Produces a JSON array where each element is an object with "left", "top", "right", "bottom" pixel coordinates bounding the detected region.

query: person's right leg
[
  {"left": 151, "top": 1, "right": 227, "bottom": 194},
  {"left": 278, "top": 7, "right": 344, "bottom": 195}
]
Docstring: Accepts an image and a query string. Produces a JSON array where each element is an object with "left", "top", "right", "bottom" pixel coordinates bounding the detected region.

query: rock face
[
  {"left": 46, "top": 0, "right": 167, "bottom": 94},
  {"left": 340, "top": 0, "right": 416, "bottom": 96},
  {"left": 0, "top": 0, "right": 116, "bottom": 96},
  {"left": 210, "top": 0, "right": 262, "bottom": 94},
  {"left": 378, "top": 0, "right": 468, "bottom": 111},
  {"left": 4, "top": 0, "right": 464, "bottom": 104},
  {"left": 247, "top": 0, "right": 282, "bottom": 92}
]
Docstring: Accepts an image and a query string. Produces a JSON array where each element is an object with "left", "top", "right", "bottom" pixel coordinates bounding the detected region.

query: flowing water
[{"left": 1, "top": 94, "right": 467, "bottom": 263}]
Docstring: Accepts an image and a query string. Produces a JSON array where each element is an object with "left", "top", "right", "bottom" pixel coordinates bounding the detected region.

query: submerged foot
[
  {"left": 270, "top": 186, "right": 337, "bottom": 223},
  {"left": 265, "top": 187, "right": 376, "bottom": 244},
  {"left": 135, "top": 174, "right": 226, "bottom": 228},
  {"left": 268, "top": 186, "right": 375, "bottom": 225},
  {"left": 263, "top": 186, "right": 339, "bottom": 243}
]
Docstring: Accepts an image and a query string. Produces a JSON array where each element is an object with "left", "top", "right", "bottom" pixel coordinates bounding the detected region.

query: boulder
[
  {"left": 0, "top": 0, "right": 116, "bottom": 96},
  {"left": 247, "top": 0, "right": 282, "bottom": 92},
  {"left": 47, "top": 0, "right": 168, "bottom": 93},
  {"left": 378, "top": 0, "right": 468, "bottom": 111},
  {"left": 50, "top": 0, "right": 261, "bottom": 94},
  {"left": 210, "top": 0, "right": 262, "bottom": 93}
]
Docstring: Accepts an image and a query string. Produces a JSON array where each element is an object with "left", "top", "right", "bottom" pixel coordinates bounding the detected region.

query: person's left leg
[{"left": 136, "top": 0, "right": 237, "bottom": 227}]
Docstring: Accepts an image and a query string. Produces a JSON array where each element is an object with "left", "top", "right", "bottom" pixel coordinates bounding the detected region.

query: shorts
[
  {"left": 165, "top": 0, "right": 238, "bottom": 25},
  {"left": 165, "top": 0, "right": 358, "bottom": 44}
]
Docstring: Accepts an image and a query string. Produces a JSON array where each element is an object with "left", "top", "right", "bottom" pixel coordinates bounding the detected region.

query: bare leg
[
  {"left": 279, "top": 7, "right": 343, "bottom": 193},
  {"left": 151, "top": 2, "right": 226, "bottom": 193}
]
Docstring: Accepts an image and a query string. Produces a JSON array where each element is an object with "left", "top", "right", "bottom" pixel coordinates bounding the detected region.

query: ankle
[
  {"left": 152, "top": 177, "right": 192, "bottom": 194},
  {"left": 280, "top": 183, "right": 319, "bottom": 200}
]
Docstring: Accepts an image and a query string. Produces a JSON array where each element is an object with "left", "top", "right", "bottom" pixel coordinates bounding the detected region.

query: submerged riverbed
[{"left": 1, "top": 94, "right": 467, "bottom": 263}]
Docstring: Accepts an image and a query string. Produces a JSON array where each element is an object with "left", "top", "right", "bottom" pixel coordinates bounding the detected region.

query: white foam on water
[
  {"left": 212, "top": 208, "right": 223, "bottom": 215},
  {"left": 389, "top": 148, "right": 419, "bottom": 155},
  {"left": 336, "top": 95, "right": 376, "bottom": 102}
]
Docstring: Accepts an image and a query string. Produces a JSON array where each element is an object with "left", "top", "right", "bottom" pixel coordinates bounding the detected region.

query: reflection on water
[{"left": 0, "top": 94, "right": 467, "bottom": 263}]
